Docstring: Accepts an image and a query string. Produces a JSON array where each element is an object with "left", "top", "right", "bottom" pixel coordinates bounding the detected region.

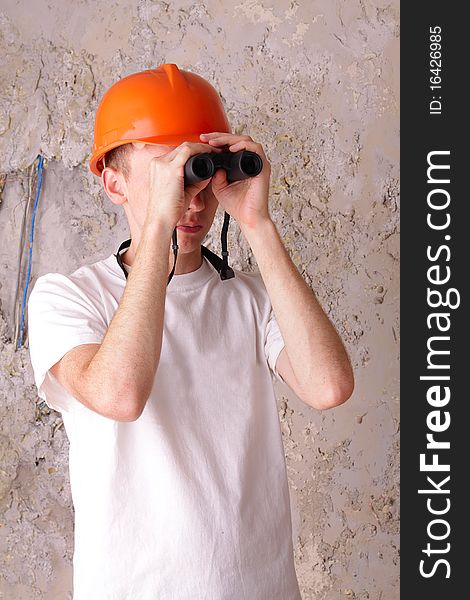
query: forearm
[
  {"left": 241, "top": 218, "right": 354, "bottom": 405},
  {"left": 88, "top": 220, "right": 173, "bottom": 418}
]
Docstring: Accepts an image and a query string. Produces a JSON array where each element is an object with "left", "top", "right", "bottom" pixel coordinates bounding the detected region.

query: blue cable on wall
[{"left": 17, "top": 154, "right": 44, "bottom": 350}]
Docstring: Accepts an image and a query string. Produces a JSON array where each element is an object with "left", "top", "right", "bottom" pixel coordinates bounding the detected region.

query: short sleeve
[
  {"left": 27, "top": 273, "right": 108, "bottom": 413},
  {"left": 264, "top": 307, "right": 286, "bottom": 384}
]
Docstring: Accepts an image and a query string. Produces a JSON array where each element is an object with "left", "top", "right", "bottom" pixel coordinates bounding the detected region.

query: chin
[{"left": 176, "top": 235, "right": 204, "bottom": 251}]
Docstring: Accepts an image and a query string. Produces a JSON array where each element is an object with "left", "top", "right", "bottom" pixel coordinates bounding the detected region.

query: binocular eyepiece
[{"left": 184, "top": 150, "right": 263, "bottom": 184}]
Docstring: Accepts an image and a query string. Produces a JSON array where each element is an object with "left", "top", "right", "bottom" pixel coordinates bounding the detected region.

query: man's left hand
[{"left": 199, "top": 132, "right": 272, "bottom": 229}]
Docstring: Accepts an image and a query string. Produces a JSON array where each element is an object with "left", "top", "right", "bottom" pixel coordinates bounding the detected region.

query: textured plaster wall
[{"left": 0, "top": 1, "right": 399, "bottom": 599}]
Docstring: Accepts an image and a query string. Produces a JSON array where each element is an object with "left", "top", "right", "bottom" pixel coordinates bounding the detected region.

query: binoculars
[{"left": 184, "top": 150, "right": 263, "bottom": 184}]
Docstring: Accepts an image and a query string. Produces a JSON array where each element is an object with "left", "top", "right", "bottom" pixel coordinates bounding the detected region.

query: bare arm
[
  {"left": 87, "top": 220, "right": 174, "bottom": 420},
  {"left": 49, "top": 141, "right": 221, "bottom": 421},
  {"left": 241, "top": 218, "right": 354, "bottom": 410},
  {"left": 198, "top": 131, "right": 353, "bottom": 410},
  {"left": 50, "top": 220, "right": 174, "bottom": 421}
]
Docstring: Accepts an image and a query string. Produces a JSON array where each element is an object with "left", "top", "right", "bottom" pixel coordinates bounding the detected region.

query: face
[{"left": 110, "top": 143, "right": 220, "bottom": 255}]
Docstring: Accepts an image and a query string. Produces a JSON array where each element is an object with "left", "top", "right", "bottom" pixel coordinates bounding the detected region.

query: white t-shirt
[{"left": 27, "top": 252, "right": 302, "bottom": 600}]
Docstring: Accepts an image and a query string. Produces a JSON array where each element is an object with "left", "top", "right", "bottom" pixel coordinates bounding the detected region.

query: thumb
[
  {"left": 184, "top": 176, "right": 211, "bottom": 198},
  {"left": 211, "top": 168, "right": 226, "bottom": 189}
]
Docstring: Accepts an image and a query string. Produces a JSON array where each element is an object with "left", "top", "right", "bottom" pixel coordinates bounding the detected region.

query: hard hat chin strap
[{"left": 114, "top": 210, "right": 235, "bottom": 284}]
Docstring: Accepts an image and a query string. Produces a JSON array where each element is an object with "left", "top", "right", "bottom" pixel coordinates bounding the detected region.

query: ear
[{"left": 101, "top": 167, "right": 128, "bottom": 206}]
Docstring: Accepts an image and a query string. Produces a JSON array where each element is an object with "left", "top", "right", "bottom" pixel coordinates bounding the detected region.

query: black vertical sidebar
[{"left": 401, "top": 5, "right": 467, "bottom": 597}]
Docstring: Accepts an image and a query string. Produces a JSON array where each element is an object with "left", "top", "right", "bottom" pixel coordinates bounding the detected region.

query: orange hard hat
[{"left": 89, "top": 63, "right": 232, "bottom": 176}]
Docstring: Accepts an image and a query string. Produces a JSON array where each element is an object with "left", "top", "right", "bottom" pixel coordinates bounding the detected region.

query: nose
[{"left": 187, "top": 192, "right": 205, "bottom": 211}]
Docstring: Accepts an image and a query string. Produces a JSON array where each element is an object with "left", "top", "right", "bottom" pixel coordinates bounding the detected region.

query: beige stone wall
[{"left": 0, "top": 1, "right": 399, "bottom": 598}]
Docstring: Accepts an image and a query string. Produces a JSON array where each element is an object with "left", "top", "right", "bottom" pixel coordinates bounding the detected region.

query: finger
[
  {"left": 170, "top": 142, "right": 222, "bottom": 162},
  {"left": 223, "top": 139, "right": 263, "bottom": 154},
  {"left": 201, "top": 131, "right": 251, "bottom": 139},
  {"left": 213, "top": 168, "right": 226, "bottom": 183},
  {"left": 206, "top": 135, "right": 252, "bottom": 145},
  {"left": 184, "top": 179, "right": 211, "bottom": 197},
  {"left": 177, "top": 141, "right": 223, "bottom": 153},
  {"left": 225, "top": 140, "right": 246, "bottom": 150},
  {"left": 224, "top": 140, "right": 270, "bottom": 170},
  {"left": 200, "top": 132, "right": 226, "bottom": 139},
  {"left": 202, "top": 136, "right": 249, "bottom": 146}
]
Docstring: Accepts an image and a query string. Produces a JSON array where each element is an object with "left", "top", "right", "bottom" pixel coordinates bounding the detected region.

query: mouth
[{"left": 176, "top": 224, "right": 203, "bottom": 233}]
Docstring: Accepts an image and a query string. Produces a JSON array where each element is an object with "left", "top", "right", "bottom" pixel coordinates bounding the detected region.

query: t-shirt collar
[{"left": 107, "top": 253, "right": 215, "bottom": 292}]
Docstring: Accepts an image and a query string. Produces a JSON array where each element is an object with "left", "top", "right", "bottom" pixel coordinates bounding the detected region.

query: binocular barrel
[{"left": 184, "top": 150, "right": 263, "bottom": 184}]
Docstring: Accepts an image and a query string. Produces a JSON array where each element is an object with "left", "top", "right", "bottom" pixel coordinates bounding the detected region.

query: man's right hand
[{"left": 146, "top": 141, "right": 223, "bottom": 230}]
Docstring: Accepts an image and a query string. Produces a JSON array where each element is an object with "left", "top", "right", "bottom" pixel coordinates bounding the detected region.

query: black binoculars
[{"left": 184, "top": 150, "right": 263, "bottom": 185}]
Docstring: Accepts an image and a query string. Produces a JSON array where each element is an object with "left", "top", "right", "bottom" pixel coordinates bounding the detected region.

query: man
[{"left": 28, "top": 64, "right": 354, "bottom": 600}]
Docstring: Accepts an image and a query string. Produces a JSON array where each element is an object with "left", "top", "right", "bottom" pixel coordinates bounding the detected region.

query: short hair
[{"left": 104, "top": 143, "right": 133, "bottom": 181}]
